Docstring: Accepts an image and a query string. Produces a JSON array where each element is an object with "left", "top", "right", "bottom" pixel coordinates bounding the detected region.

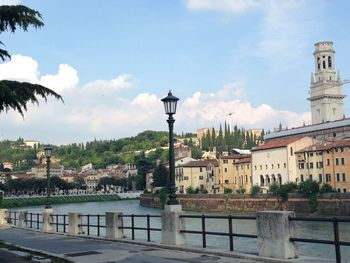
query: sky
[{"left": 1, "top": 0, "right": 350, "bottom": 145}]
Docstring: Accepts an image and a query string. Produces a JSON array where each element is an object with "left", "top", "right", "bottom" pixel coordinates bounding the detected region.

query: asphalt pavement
[{"left": 0, "top": 226, "right": 334, "bottom": 263}]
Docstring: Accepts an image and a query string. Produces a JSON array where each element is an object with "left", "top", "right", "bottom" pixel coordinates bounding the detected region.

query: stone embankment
[{"left": 140, "top": 193, "right": 350, "bottom": 215}]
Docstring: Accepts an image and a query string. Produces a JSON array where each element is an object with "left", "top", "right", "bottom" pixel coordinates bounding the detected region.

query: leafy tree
[
  {"left": 298, "top": 179, "right": 320, "bottom": 197},
  {"left": 224, "top": 188, "right": 233, "bottom": 194},
  {"left": 0, "top": 5, "right": 63, "bottom": 116},
  {"left": 320, "top": 183, "right": 335, "bottom": 193},
  {"left": 191, "top": 146, "right": 202, "bottom": 159},
  {"left": 250, "top": 185, "right": 261, "bottom": 197},
  {"left": 152, "top": 163, "right": 168, "bottom": 188}
]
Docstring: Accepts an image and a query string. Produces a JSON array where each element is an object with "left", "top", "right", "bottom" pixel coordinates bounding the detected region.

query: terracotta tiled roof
[
  {"left": 180, "top": 159, "right": 218, "bottom": 167},
  {"left": 295, "top": 139, "right": 350, "bottom": 153},
  {"left": 252, "top": 137, "right": 305, "bottom": 151}
]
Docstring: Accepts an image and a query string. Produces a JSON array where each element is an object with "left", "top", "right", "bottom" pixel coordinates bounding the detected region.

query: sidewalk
[{"left": 0, "top": 226, "right": 332, "bottom": 263}]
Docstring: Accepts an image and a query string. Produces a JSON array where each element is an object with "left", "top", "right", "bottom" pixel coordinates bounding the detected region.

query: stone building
[
  {"left": 251, "top": 137, "right": 313, "bottom": 192},
  {"left": 295, "top": 139, "right": 350, "bottom": 193}
]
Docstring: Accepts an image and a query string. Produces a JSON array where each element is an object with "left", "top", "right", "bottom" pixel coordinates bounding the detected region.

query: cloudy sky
[{"left": 1, "top": 0, "right": 350, "bottom": 145}]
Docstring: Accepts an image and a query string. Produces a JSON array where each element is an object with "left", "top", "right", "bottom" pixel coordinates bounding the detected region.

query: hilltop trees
[
  {"left": 0, "top": 5, "right": 63, "bottom": 116},
  {"left": 200, "top": 124, "right": 262, "bottom": 154}
]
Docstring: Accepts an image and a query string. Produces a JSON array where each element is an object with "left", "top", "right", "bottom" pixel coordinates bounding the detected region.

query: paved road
[{"left": 0, "top": 226, "right": 332, "bottom": 263}]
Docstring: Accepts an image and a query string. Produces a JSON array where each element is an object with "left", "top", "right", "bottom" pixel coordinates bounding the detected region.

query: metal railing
[
  {"left": 25, "top": 212, "right": 42, "bottom": 230},
  {"left": 120, "top": 214, "right": 161, "bottom": 242},
  {"left": 52, "top": 214, "right": 68, "bottom": 233},
  {"left": 289, "top": 216, "right": 350, "bottom": 263},
  {"left": 7, "top": 211, "right": 18, "bottom": 225},
  {"left": 79, "top": 214, "right": 106, "bottom": 236},
  {"left": 179, "top": 214, "right": 257, "bottom": 251}
]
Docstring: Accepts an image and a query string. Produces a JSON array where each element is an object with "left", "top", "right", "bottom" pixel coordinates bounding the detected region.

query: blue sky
[{"left": 1, "top": 0, "right": 350, "bottom": 144}]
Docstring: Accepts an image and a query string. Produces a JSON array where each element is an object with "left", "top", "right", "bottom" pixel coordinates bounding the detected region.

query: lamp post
[
  {"left": 44, "top": 146, "right": 53, "bottom": 209},
  {"left": 161, "top": 90, "right": 179, "bottom": 205}
]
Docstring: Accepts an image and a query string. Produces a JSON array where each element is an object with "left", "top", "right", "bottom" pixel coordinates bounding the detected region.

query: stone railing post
[
  {"left": 18, "top": 210, "right": 28, "bottom": 228},
  {"left": 105, "top": 212, "right": 124, "bottom": 239},
  {"left": 69, "top": 212, "right": 83, "bottom": 236},
  {"left": 161, "top": 204, "right": 185, "bottom": 245},
  {"left": 42, "top": 208, "right": 54, "bottom": 232},
  {"left": 0, "top": 209, "right": 8, "bottom": 225},
  {"left": 256, "top": 211, "right": 296, "bottom": 259}
]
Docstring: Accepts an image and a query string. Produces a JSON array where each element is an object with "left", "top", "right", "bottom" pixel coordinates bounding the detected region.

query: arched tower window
[
  {"left": 317, "top": 57, "right": 320, "bottom": 70},
  {"left": 323, "top": 60, "right": 326, "bottom": 69},
  {"left": 328, "top": 56, "right": 332, "bottom": 68}
]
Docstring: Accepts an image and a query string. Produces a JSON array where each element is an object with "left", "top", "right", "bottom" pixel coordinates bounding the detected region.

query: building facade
[
  {"left": 252, "top": 137, "right": 313, "bottom": 192},
  {"left": 296, "top": 139, "right": 350, "bottom": 193}
]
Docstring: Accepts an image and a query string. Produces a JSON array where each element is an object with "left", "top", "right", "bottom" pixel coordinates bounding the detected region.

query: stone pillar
[
  {"left": 161, "top": 204, "right": 185, "bottom": 245},
  {"left": 42, "top": 208, "right": 54, "bottom": 232},
  {"left": 18, "top": 211, "right": 28, "bottom": 228},
  {"left": 105, "top": 212, "right": 124, "bottom": 239},
  {"left": 69, "top": 212, "right": 83, "bottom": 236},
  {"left": 256, "top": 211, "right": 296, "bottom": 259},
  {"left": 0, "top": 209, "right": 8, "bottom": 225}
]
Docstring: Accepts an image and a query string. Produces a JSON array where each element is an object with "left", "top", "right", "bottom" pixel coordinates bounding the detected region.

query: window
[
  {"left": 344, "top": 189, "right": 347, "bottom": 193},
  {"left": 254, "top": 165, "right": 257, "bottom": 170},
  {"left": 301, "top": 174, "right": 304, "bottom": 182},
  {"left": 260, "top": 165, "right": 262, "bottom": 170},
  {"left": 224, "top": 168, "right": 227, "bottom": 173},
  {"left": 317, "top": 57, "right": 320, "bottom": 69},
  {"left": 319, "top": 174, "right": 322, "bottom": 183},
  {"left": 241, "top": 165, "right": 243, "bottom": 169},
  {"left": 319, "top": 161, "right": 323, "bottom": 168},
  {"left": 309, "top": 174, "right": 313, "bottom": 180},
  {"left": 199, "top": 176, "right": 204, "bottom": 180},
  {"left": 336, "top": 158, "right": 339, "bottom": 166},
  {"left": 341, "top": 158, "right": 345, "bottom": 165},
  {"left": 223, "top": 160, "right": 228, "bottom": 164},
  {"left": 290, "top": 147, "right": 293, "bottom": 156},
  {"left": 271, "top": 164, "right": 274, "bottom": 169},
  {"left": 328, "top": 56, "right": 332, "bottom": 67},
  {"left": 277, "top": 163, "right": 280, "bottom": 168},
  {"left": 342, "top": 173, "right": 346, "bottom": 182},
  {"left": 310, "top": 153, "right": 313, "bottom": 157},
  {"left": 299, "top": 163, "right": 304, "bottom": 169},
  {"left": 336, "top": 173, "right": 340, "bottom": 182},
  {"left": 326, "top": 174, "right": 331, "bottom": 182},
  {"left": 247, "top": 165, "right": 250, "bottom": 169},
  {"left": 309, "top": 162, "right": 314, "bottom": 169},
  {"left": 225, "top": 180, "right": 229, "bottom": 184},
  {"left": 284, "top": 163, "right": 286, "bottom": 168},
  {"left": 333, "top": 132, "right": 337, "bottom": 138},
  {"left": 236, "top": 166, "right": 238, "bottom": 171},
  {"left": 266, "top": 165, "right": 268, "bottom": 169},
  {"left": 245, "top": 175, "right": 248, "bottom": 183},
  {"left": 200, "top": 168, "right": 203, "bottom": 172},
  {"left": 327, "top": 159, "right": 330, "bottom": 166},
  {"left": 323, "top": 60, "right": 326, "bottom": 69},
  {"left": 340, "top": 147, "right": 344, "bottom": 152},
  {"left": 184, "top": 176, "right": 189, "bottom": 180}
]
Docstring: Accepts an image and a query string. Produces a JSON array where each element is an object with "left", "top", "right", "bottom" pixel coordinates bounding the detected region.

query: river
[{"left": 12, "top": 199, "right": 350, "bottom": 262}]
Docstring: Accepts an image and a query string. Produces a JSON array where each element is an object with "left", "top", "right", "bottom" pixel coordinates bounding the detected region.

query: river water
[{"left": 12, "top": 199, "right": 350, "bottom": 262}]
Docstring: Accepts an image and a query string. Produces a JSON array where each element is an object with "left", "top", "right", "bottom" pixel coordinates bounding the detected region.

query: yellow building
[
  {"left": 233, "top": 156, "right": 252, "bottom": 193},
  {"left": 296, "top": 139, "right": 350, "bottom": 193},
  {"left": 176, "top": 160, "right": 219, "bottom": 194}
]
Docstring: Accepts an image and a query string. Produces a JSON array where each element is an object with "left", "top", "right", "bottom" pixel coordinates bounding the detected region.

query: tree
[
  {"left": 0, "top": 5, "right": 63, "bottom": 116},
  {"left": 152, "top": 163, "right": 168, "bottom": 187}
]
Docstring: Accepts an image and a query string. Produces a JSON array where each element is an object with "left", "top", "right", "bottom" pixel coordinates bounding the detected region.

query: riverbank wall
[
  {"left": 140, "top": 193, "right": 350, "bottom": 215},
  {"left": 0, "top": 194, "right": 121, "bottom": 208}
]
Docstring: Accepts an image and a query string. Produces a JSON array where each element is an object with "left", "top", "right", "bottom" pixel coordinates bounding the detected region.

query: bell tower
[{"left": 309, "top": 41, "right": 345, "bottom": 124}]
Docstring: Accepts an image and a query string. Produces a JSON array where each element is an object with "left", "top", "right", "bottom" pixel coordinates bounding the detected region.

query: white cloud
[
  {"left": 0, "top": 0, "right": 20, "bottom": 5},
  {"left": 185, "top": 0, "right": 260, "bottom": 14},
  {"left": 0, "top": 54, "right": 310, "bottom": 144},
  {"left": 39, "top": 64, "right": 79, "bottom": 93},
  {"left": 179, "top": 82, "right": 310, "bottom": 131},
  {"left": 0, "top": 55, "right": 39, "bottom": 82},
  {"left": 0, "top": 54, "right": 79, "bottom": 93},
  {"left": 82, "top": 74, "right": 138, "bottom": 96}
]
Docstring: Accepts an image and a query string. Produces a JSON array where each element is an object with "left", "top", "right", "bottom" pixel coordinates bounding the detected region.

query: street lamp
[
  {"left": 44, "top": 146, "right": 53, "bottom": 209},
  {"left": 161, "top": 90, "right": 179, "bottom": 205}
]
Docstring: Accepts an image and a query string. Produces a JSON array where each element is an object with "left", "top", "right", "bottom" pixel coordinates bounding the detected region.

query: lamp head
[
  {"left": 161, "top": 90, "right": 179, "bottom": 115},
  {"left": 44, "top": 146, "right": 53, "bottom": 158}
]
